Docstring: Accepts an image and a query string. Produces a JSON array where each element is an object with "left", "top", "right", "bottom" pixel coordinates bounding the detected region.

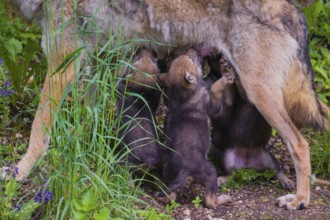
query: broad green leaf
[
  {"left": 73, "top": 211, "right": 89, "bottom": 220},
  {"left": 314, "top": 65, "right": 328, "bottom": 79},
  {"left": 81, "top": 189, "right": 97, "bottom": 212},
  {"left": 93, "top": 208, "right": 111, "bottom": 220},
  {"left": 4, "top": 38, "right": 23, "bottom": 61}
]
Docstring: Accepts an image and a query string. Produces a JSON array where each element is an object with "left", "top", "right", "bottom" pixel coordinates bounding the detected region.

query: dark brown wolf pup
[
  {"left": 205, "top": 56, "right": 295, "bottom": 190},
  {"left": 155, "top": 48, "right": 233, "bottom": 208},
  {"left": 117, "top": 48, "right": 162, "bottom": 167}
]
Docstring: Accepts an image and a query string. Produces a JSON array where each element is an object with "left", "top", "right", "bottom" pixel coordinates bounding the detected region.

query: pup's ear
[{"left": 185, "top": 71, "right": 196, "bottom": 84}]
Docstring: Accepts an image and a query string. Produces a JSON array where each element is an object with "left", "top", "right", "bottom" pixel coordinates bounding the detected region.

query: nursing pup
[
  {"left": 155, "top": 48, "right": 233, "bottom": 208},
  {"left": 117, "top": 48, "right": 162, "bottom": 167},
  {"left": 10, "top": 0, "right": 329, "bottom": 210},
  {"left": 206, "top": 56, "right": 295, "bottom": 190}
]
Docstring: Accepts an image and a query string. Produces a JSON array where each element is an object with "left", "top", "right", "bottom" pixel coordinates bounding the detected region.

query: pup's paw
[
  {"left": 277, "top": 172, "right": 295, "bottom": 190},
  {"left": 217, "top": 194, "right": 232, "bottom": 205},
  {"left": 205, "top": 194, "right": 232, "bottom": 208},
  {"left": 223, "top": 72, "right": 235, "bottom": 84},
  {"left": 217, "top": 176, "right": 229, "bottom": 186},
  {"left": 155, "top": 191, "right": 177, "bottom": 204},
  {"left": 276, "top": 194, "right": 308, "bottom": 210}
]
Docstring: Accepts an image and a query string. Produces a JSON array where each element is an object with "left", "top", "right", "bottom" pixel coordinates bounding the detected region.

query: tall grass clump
[
  {"left": 43, "top": 46, "right": 145, "bottom": 219},
  {"left": 9, "top": 2, "right": 166, "bottom": 219},
  {"left": 310, "top": 130, "right": 330, "bottom": 179}
]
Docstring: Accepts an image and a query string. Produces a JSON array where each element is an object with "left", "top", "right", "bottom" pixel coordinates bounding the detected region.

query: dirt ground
[
  {"left": 2, "top": 104, "right": 329, "bottom": 220},
  {"left": 139, "top": 137, "right": 330, "bottom": 220},
  {"left": 141, "top": 182, "right": 330, "bottom": 220}
]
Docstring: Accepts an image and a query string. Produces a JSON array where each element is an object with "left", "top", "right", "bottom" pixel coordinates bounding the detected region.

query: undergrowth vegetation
[
  {"left": 0, "top": 0, "right": 329, "bottom": 219},
  {"left": 302, "top": 0, "right": 330, "bottom": 179}
]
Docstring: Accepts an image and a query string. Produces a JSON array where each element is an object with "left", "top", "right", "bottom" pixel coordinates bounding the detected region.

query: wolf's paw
[
  {"left": 0, "top": 165, "right": 25, "bottom": 181},
  {"left": 276, "top": 194, "right": 308, "bottom": 210},
  {"left": 0, "top": 166, "right": 18, "bottom": 180},
  {"left": 0, "top": 166, "right": 10, "bottom": 180}
]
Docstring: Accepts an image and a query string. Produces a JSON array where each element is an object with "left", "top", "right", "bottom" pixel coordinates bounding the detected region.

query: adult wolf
[{"left": 7, "top": 0, "right": 329, "bottom": 210}]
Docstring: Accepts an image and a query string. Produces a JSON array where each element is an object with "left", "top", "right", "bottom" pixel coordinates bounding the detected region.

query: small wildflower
[
  {"left": 0, "top": 58, "right": 3, "bottom": 66},
  {"left": 34, "top": 187, "right": 53, "bottom": 204},
  {"left": 0, "top": 87, "right": 14, "bottom": 97},
  {"left": 14, "top": 205, "right": 21, "bottom": 211},
  {"left": 4, "top": 168, "right": 10, "bottom": 173},
  {"left": 34, "top": 191, "right": 43, "bottom": 203},
  {"left": 4, "top": 81, "right": 11, "bottom": 88},
  {"left": 44, "top": 190, "right": 53, "bottom": 202}
]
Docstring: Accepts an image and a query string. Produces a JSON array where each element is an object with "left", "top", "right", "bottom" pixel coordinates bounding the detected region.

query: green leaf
[
  {"left": 314, "top": 65, "right": 328, "bottom": 80},
  {"left": 73, "top": 211, "right": 89, "bottom": 220},
  {"left": 72, "top": 199, "right": 85, "bottom": 212},
  {"left": 93, "top": 208, "right": 110, "bottom": 220},
  {"left": 5, "top": 179, "right": 19, "bottom": 198},
  {"left": 52, "top": 47, "right": 85, "bottom": 76},
  {"left": 320, "top": 47, "right": 330, "bottom": 60},
  {"left": 5, "top": 38, "right": 22, "bottom": 61},
  {"left": 81, "top": 189, "right": 97, "bottom": 212}
]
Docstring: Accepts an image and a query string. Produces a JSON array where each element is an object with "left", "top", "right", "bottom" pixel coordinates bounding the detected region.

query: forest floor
[
  {"left": 137, "top": 137, "right": 330, "bottom": 220},
  {"left": 1, "top": 109, "right": 329, "bottom": 220}
]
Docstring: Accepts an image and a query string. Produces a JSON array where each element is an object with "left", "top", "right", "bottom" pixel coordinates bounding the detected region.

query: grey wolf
[{"left": 6, "top": 0, "right": 329, "bottom": 210}]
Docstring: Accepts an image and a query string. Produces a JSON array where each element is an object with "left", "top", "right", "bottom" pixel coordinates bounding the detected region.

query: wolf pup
[
  {"left": 151, "top": 48, "right": 231, "bottom": 208},
  {"left": 9, "top": 0, "right": 329, "bottom": 210},
  {"left": 206, "top": 56, "right": 295, "bottom": 190},
  {"left": 117, "top": 48, "right": 162, "bottom": 167}
]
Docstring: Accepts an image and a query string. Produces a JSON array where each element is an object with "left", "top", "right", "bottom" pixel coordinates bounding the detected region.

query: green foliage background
[
  {"left": 303, "top": 0, "right": 330, "bottom": 104},
  {"left": 0, "top": 0, "right": 329, "bottom": 219}
]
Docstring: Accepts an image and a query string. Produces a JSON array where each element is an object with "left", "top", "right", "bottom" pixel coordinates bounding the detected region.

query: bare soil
[
  {"left": 141, "top": 181, "right": 330, "bottom": 220},
  {"left": 139, "top": 137, "right": 330, "bottom": 220}
]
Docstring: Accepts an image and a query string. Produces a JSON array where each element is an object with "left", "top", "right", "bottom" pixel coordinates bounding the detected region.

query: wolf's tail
[{"left": 283, "top": 58, "right": 329, "bottom": 131}]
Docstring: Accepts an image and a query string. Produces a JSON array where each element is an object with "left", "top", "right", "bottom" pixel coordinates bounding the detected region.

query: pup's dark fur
[
  {"left": 205, "top": 56, "right": 295, "bottom": 190},
  {"left": 9, "top": 0, "right": 330, "bottom": 210},
  {"left": 117, "top": 48, "right": 162, "bottom": 167},
  {"left": 156, "top": 48, "right": 233, "bottom": 208}
]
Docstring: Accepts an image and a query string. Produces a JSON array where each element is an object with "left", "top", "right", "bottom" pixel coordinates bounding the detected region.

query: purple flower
[
  {"left": 14, "top": 205, "right": 21, "bottom": 211},
  {"left": 0, "top": 87, "right": 14, "bottom": 97},
  {"left": 34, "top": 191, "right": 43, "bottom": 203},
  {"left": 44, "top": 190, "right": 53, "bottom": 202},
  {"left": 4, "top": 81, "right": 10, "bottom": 88},
  {"left": 34, "top": 187, "right": 53, "bottom": 204},
  {"left": 0, "top": 58, "right": 3, "bottom": 66}
]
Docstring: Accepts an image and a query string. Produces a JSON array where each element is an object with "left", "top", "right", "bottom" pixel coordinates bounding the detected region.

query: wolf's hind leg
[{"left": 239, "top": 74, "right": 310, "bottom": 210}]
